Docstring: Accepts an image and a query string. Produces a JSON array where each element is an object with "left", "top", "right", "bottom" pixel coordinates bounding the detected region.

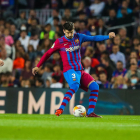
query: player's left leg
[{"left": 80, "top": 71, "right": 102, "bottom": 117}]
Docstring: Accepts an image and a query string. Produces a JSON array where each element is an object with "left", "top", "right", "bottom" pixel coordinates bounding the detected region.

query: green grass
[{"left": 0, "top": 115, "right": 140, "bottom": 140}]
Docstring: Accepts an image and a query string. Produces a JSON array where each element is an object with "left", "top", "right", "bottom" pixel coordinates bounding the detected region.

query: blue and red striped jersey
[{"left": 37, "top": 33, "right": 109, "bottom": 72}]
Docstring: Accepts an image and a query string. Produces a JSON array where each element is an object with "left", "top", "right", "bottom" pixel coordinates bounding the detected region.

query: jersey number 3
[{"left": 72, "top": 73, "right": 76, "bottom": 78}]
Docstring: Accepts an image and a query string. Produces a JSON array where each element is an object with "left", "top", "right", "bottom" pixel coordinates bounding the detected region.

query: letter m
[{"left": 28, "top": 91, "right": 46, "bottom": 114}]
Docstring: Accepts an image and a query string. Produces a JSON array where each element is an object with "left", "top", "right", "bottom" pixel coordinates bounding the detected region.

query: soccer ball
[{"left": 73, "top": 105, "right": 86, "bottom": 117}]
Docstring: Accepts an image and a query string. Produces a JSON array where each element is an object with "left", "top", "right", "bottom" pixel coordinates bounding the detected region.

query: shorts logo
[{"left": 51, "top": 43, "right": 55, "bottom": 48}]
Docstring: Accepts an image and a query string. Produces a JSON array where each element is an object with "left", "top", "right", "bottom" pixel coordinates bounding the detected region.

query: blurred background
[{"left": 0, "top": 0, "right": 140, "bottom": 90}]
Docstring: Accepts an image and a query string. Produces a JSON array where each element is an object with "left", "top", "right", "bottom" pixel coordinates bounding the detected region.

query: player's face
[{"left": 64, "top": 29, "right": 74, "bottom": 39}]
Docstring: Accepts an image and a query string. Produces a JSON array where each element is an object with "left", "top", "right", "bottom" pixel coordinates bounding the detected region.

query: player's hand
[
  {"left": 0, "top": 60, "right": 4, "bottom": 66},
  {"left": 32, "top": 67, "right": 39, "bottom": 76},
  {"left": 108, "top": 32, "right": 115, "bottom": 39}
]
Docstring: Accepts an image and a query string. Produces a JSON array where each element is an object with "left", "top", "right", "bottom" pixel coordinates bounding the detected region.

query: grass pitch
[{"left": 0, "top": 115, "right": 140, "bottom": 140}]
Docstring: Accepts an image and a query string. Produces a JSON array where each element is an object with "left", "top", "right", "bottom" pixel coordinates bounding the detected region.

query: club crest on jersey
[
  {"left": 75, "top": 39, "right": 79, "bottom": 43},
  {"left": 51, "top": 43, "right": 55, "bottom": 48},
  {"left": 65, "top": 45, "right": 80, "bottom": 52}
]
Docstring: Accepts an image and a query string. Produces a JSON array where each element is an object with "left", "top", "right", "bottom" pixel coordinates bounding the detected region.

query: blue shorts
[{"left": 63, "top": 69, "right": 81, "bottom": 87}]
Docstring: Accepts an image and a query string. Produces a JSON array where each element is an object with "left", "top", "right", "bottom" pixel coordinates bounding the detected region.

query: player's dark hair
[{"left": 63, "top": 22, "right": 74, "bottom": 31}]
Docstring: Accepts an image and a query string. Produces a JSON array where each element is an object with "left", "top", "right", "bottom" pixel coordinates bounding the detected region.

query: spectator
[
  {"left": 113, "top": 34, "right": 125, "bottom": 53},
  {"left": 15, "top": 11, "right": 27, "bottom": 29},
  {"left": 106, "top": 9, "right": 117, "bottom": 27},
  {"left": 84, "top": 47, "right": 100, "bottom": 68},
  {"left": 28, "top": 9, "right": 39, "bottom": 25},
  {"left": 78, "top": 12, "right": 87, "bottom": 21},
  {"left": 106, "top": 39, "right": 113, "bottom": 53},
  {"left": 0, "top": 25, "right": 5, "bottom": 34},
  {"left": 90, "top": 72, "right": 102, "bottom": 86},
  {"left": 52, "top": 16, "right": 60, "bottom": 31},
  {"left": 95, "top": 18, "right": 107, "bottom": 35},
  {"left": 41, "top": 63, "right": 53, "bottom": 87},
  {"left": 27, "top": 44, "right": 37, "bottom": 61},
  {"left": 101, "top": 51, "right": 116, "bottom": 69},
  {"left": 125, "top": 63, "right": 140, "bottom": 82},
  {"left": 113, "top": 61, "right": 127, "bottom": 77},
  {"left": 45, "top": 9, "right": 61, "bottom": 26},
  {"left": 35, "top": 78, "right": 44, "bottom": 87},
  {"left": 40, "top": 24, "right": 55, "bottom": 40},
  {"left": 101, "top": 57, "right": 115, "bottom": 81},
  {"left": 95, "top": 42, "right": 106, "bottom": 60},
  {"left": 79, "top": 20, "right": 91, "bottom": 36},
  {"left": 111, "top": 61, "right": 127, "bottom": 83},
  {"left": 112, "top": 75, "right": 127, "bottom": 89},
  {"left": 137, "top": 44, "right": 140, "bottom": 60},
  {"left": 4, "top": 28, "right": 14, "bottom": 46},
  {"left": 52, "top": 52, "right": 62, "bottom": 66},
  {"left": 75, "top": 1, "right": 91, "bottom": 17},
  {"left": 20, "top": 60, "right": 33, "bottom": 81},
  {"left": 117, "top": 7, "right": 134, "bottom": 25},
  {"left": 128, "top": 74, "right": 140, "bottom": 89},
  {"left": 87, "top": 16, "right": 98, "bottom": 35},
  {"left": 52, "top": 65, "right": 64, "bottom": 83},
  {"left": 95, "top": 64, "right": 107, "bottom": 76},
  {"left": 0, "top": 49, "right": 13, "bottom": 73},
  {"left": 0, "top": 18, "right": 5, "bottom": 26},
  {"left": 13, "top": 52, "right": 25, "bottom": 70},
  {"left": 19, "top": 26, "right": 30, "bottom": 52},
  {"left": 29, "top": 34, "right": 40, "bottom": 51},
  {"left": 38, "top": 39, "right": 53, "bottom": 54},
  {"left": 58, "top": 0, "right": 72, "bottom": 9},
  {"left": 89, "top": 0, "right": 105, "bottom": 16},
  {"left": 83, "top": 57, "right": 95, "bottom": 74},
  {"left": 136, "top": 25, "right": 140, "bottom": 40},
  {"left": 63, "top": 9, "right": 73, "bottom": 21},
  {"left": 132, "top": 37, "right": 140, "bottom": 50},
  {"left": 24, "top": 80, "right": 31, "bottom": 88},
  {"left": 0, "top": 73, "right": 9, "bottom": 87},
  {"left": 102, "top": 0, "right": 117, "bottom": 16},
  {"left": 10, "top": 24, "right": 19, "bottom": 42},
  {"left": 46, "top": 77, "right": 52, "bottom": 88},
  {"left": 28, "top": 18, "right": 41, "bottom": 36},
  {"left": 50, "top": 75, "right": 63, "bottom": 88},
  {"left": 0, "top": 35, "right": 11, "bottom": 57},
  {"left": 118, "top": 27, "right": 131, "bottom": 48},
  {"left": 117, "top": 0, "right": 132, "bottom": 18},
  {"left": 8, "top": 72, "right": 20, "bottom": 87},
  {"left": 110, "top": 44, "right": 126, "bottom": 68},
  {"left": 99, "top": 72, "right": 110, "bottom": 89},
  {"left": 74, "top": 20, "right": 80, "bottom": 32}
]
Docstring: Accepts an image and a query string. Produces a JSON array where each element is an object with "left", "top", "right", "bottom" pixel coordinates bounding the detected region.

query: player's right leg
[{"left": 55, "top": 69, "right": 81, "bottom": 116}]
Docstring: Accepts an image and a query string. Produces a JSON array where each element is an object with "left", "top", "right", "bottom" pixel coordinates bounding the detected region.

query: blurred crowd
[{"left": 0, "top": 0, "right": 140, "bottom": 89}]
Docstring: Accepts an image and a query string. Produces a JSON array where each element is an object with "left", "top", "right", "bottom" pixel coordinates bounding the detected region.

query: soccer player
[{"left": 32, "top": 22, "right": 115, "bottom": 117}]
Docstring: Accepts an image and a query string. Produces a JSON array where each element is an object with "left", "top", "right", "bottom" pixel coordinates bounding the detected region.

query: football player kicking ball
[{"left": 32, "top": 22, "right": 115, "bottom": 117}]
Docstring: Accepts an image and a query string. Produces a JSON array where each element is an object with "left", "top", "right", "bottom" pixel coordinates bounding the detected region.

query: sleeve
[
  {"left": 37, "top": 39, "right": 60, "bottom": 68},
  {"left": 78, "top": 33, "right": 109, "bottom": 44}
]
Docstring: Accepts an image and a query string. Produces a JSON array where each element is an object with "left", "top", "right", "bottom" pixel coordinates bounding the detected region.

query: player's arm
[
  {"left": 79, "top": 32, "right": 115, "bottom": 43},
  {"left": 32, "top": 40, "right": 60, "bottom": 75}
]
